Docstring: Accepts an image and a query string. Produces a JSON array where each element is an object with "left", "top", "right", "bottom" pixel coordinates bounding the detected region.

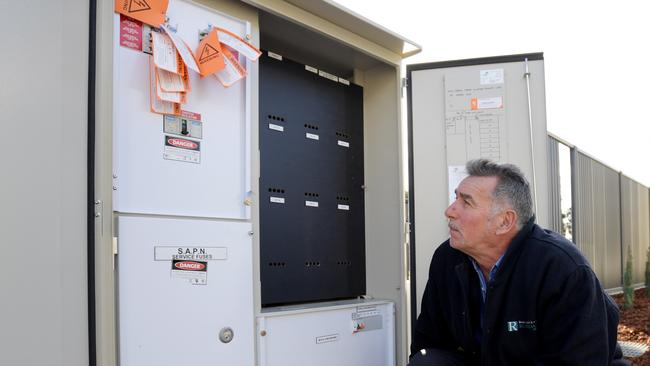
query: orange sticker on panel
[
  {"left": 114, "top": 0, "right": 169, "bottom": 28},
  {"left": 470, "top": 98, "right": 478, "bottom": 110},
  {"left": 195, "top": 29, "right": 225, "bottom": 77}
]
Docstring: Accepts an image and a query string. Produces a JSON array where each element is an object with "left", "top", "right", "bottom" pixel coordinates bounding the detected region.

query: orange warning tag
[
  {"left": 195, "top": 28, "right": 225, "bottom": 77},
  {"left": 149, "top": 57, "right": 180, "bottom": 115},
  {"left": 215, "top": 46, "right": 247, "bottom": 87},
  {"left": 114, "top": 0, "right": 169, "bottom": 28},
  {"left": 156, "top": 67, "right": 185, "bottom": 92},
  {"left": 180, "top": 62, "right": 191, "bottom": 92},
  {"left": 156, "top": 70, "right": 186, "bottom": 104},
  {"left": 215, "top": 27, "right": 261, "bottom": 61}
]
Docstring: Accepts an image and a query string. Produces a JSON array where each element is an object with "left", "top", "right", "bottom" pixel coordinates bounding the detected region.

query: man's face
[{"left": 445, "top": 175, "right": 499, "bottom": 255}]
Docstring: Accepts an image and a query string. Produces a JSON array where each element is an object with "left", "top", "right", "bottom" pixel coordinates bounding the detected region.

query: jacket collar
[{"left": 488, "top": 216, "right": 537, "bottom": 285}]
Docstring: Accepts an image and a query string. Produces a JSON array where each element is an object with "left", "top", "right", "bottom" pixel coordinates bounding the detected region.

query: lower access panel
[
  {"left": 257, "top": 300, "right": 395, "bottom": 366},
  {"left": 259, "top": 52, "right": 365, "bottom": 306},
  {"left": 117, "top": 216, "right": 254, "bottom": 366}
]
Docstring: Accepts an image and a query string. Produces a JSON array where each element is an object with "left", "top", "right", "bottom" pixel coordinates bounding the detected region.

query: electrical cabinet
[{"left": 97, "top": 1, "right": 420, "bottom": 365}]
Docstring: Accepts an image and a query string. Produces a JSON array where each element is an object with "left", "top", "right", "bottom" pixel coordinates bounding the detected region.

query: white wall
[{"left": 0, "top": 1, "right": 89, "bottom": 365}]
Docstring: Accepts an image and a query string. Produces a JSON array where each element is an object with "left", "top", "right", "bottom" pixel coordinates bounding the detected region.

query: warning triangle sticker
[
  {"left": 114, "top": 0, "right": 168, "bottom": 27},
  {"left": 194, "top": 28, "right": 225, "bottom": 76},
  {"left": 129, "top": 0, "right": 151, "bottom": 12},
  {"left": 199, "top": 44, "right": 220, "bottom": 63}
]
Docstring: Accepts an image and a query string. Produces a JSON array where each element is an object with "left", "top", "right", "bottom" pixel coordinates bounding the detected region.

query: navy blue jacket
[{"left": 411, "top": 220, "right": 619, "bottom": 365}]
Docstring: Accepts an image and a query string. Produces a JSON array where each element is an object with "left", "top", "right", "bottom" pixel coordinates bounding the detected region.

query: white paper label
[
  {"left": 316, "top": 334, "right": 340, "bottom": 344},
  {"left": 480, "top": 69, "right": 504, "bottom": 85},
  {"left": 214, "top": 51, "right": 245, "bottom": 87},
  {"left": 337, "top": 204, "right": 350, "bottom": 211},
  {"left": 152, "top": 31, "right": 179, "bottom": 74},
  {"left": 337, "top": 140, "right": 350, "bottom": 148},
  {"left": 318, "top": 70, "right": 339, "bottom": 82},
  {"left": 164, "top": 146, "right": 200, "bottom": 164},
  {"left": 448, "top": 165, "right": 469, "bottom": 205},
  {"left": 161, "top": 25, "right": 200, "bottom": 74},
  {"left": 353, "top": 307, "right": 380, "bottom": 319},
  {"left": 216, "top": 28, "right": 261, "bottom": 60},
  {"left": 268, "top": 51, "right": 283, "bottom": 60},
  {"left": 305, "top": 65, "right": 318, "bottom": 73},
  {"left": 156, "top": 67, "right": 185, "bottom": 92},
  {"left": 306, "top": 133, "right": 319, "bottom": 140},
  {"left": 270, "top": 197, "right": 285, "bottom": 204},
  {"left": 338, "top": 77, "right": 350, "bottom": 85},
  {"left": 155, "top": 247, "right": 227, "bottom": 261},
  {"left": 269, "top": 123, "right": 284, "bottom": 132},
  {"left": 477, "top": 96, "right": 503, "bottom": 109},
  {"left": 305, "top": 201, "right": 319, "bottom": 207}
]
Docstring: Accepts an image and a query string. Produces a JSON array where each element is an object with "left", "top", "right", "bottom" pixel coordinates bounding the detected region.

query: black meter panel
[{"left": 259, "top": 52, "right": 365, "bottom": 306}]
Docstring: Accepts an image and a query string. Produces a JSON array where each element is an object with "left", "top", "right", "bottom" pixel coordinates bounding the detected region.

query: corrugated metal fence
[
  {"left": 573, "top": 151, "right": 622, "bottom": 289},
  {"left": 621, "top": 175, "right": 650, "bottom": 286},
  {"left": 547, "top": 135, "right": 649, "bottom": 290}
]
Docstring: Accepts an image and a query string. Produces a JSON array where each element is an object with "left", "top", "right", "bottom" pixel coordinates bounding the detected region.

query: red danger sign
[
  {"left": 173, "top": 260, "right": 206, "bottom": 271},
  {"left": 165, "top": 136, "right": 200, "bottom": 150}
]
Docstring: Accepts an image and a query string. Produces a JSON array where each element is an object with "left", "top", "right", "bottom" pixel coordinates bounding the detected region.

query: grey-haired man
[{"left": 409, "top": 159, "right": 627, "bottom": 365}]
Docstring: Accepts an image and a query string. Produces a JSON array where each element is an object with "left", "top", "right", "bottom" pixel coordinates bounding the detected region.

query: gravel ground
[{"left": 613, "top": 289, "right": 650, "bottom": 365}]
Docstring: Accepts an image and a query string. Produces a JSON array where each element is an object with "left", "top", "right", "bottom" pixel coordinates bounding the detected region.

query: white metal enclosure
[
  {"left": 257, "top": 300, "right": 395, "bottom": 366},
  {"left": 95, "top": 1, "right": 420, "bottom": 365}
]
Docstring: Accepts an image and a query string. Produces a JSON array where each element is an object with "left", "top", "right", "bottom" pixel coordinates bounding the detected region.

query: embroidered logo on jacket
[{"left": 507, "top": 320, "right": 536, "bottom": 332}]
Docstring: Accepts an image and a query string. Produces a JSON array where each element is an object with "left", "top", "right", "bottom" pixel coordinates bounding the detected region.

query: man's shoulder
[{"left": 523, "top": 225, "right": 591, "bottom": 269}]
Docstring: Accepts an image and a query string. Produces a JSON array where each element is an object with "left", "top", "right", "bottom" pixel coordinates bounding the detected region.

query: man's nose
[{"left": 445, "top": 200, "right": 457, "bottom": 219}]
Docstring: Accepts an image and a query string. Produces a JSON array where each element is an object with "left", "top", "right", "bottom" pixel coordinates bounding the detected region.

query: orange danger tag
[
  {"left": 215, "top": 27, "right": 261, "bottom": 61},
  {"left": 114, "top": 0, "right": 169, "bottom": 28},
  {"left": 215, "top": 46, "right": 247, "bottom": 87},
  {"left": 149, "top": 57, "right": 181, "bottom": 115},
  {"left": 195, "top": 28, "right": 226, "bottom": 77}
]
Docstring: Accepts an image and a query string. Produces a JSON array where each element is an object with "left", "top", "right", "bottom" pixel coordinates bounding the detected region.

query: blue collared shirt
[{"left": 471, "top": 256, "right": 503, "bottom": 302}]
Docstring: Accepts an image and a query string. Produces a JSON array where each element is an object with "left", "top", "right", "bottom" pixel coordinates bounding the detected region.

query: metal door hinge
[
  {"left": 401, "top": 77, "right": 408, "bottom": 98},
  {"left": 94, "top": 200, "right": 103, "bottom": 236}
]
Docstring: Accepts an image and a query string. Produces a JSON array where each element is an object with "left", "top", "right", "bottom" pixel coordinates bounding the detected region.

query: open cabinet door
[{"left": 406, "top": 53, "right": 550, "bottom": 335}]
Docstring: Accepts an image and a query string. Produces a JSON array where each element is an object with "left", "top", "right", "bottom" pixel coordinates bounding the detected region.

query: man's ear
[{"left": 496, "top": 209, "right": 517, "bottom": 235}]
